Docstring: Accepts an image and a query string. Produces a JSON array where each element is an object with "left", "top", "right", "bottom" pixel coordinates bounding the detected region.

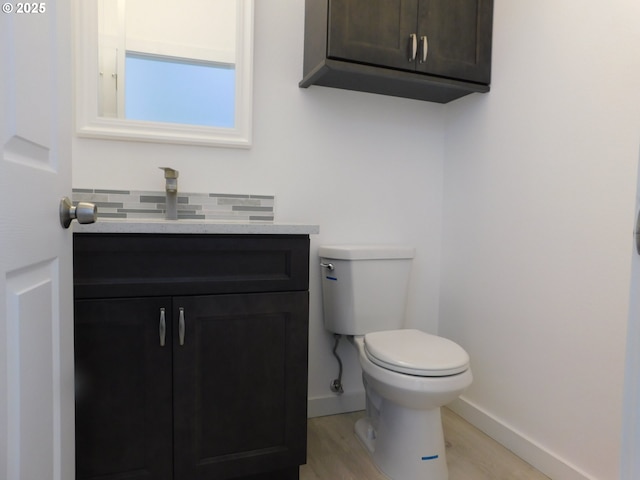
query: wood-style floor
[{"left": 300, "top": 408, "right": 550, "bottom": 480}]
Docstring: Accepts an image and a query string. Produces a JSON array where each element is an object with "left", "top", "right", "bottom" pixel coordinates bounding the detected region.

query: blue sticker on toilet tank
[
  {"left": 326, "top": 276, "right": 337, "bottom": 281},
  {"left": 421, "top": 455, "right": 439, "bottom": 461}
]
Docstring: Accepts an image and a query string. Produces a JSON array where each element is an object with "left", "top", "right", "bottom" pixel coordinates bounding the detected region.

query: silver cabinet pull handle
[
  {"left": 159, "top": 308, "right": 166, "bottom": 347},
  {"left": 420, "top": 35, "right": 428, "bottom": 63},
  {"left": 409, "top": 33, "right": 417, "bottom": 61},
  {"left": 179, "top": 307, "right": 185, "bottom": 346}
]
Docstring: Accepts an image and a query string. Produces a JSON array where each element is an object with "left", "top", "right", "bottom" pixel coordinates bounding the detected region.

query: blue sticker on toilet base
[{"left": 421, "top": 455, "right": 439, "bottom": 461}]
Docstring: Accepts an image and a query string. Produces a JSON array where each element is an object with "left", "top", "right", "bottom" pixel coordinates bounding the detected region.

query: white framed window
[{"left": 75, "top": 0, "right": 253, "bottom": 148}]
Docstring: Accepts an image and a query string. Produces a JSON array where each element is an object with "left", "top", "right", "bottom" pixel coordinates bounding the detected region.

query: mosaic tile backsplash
[{"left": 72, "top": 189, "right": 275, "bottom": 222}]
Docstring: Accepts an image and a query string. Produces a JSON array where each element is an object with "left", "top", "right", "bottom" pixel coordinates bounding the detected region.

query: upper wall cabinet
[{"left": 299, "top": 0, "right": 494, "bottom": 104}]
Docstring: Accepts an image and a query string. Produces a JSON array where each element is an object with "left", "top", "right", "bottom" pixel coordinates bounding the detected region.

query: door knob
[{"left": 59, "top": 197, "right": 97, "bottom": 229}]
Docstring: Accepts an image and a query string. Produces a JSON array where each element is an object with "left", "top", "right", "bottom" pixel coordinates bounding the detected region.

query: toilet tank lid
[{"left": 318, "top": 244, "right": 415, "bottom": 260}]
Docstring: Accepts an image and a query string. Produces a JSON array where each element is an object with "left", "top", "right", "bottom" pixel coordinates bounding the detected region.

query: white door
[
  {"left": 0, "top": 1, "right": 75, "bottom": 479},
  {"left": 621, "top": 148, "right": 640, "bottom": 479}
]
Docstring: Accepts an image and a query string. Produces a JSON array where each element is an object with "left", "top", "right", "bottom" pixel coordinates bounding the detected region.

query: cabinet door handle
[
  {"left": 409, "top": 33, "right": 417, "bottom": 61},
  {"left": 159, "top": 308, "right": 166, "bottom": 347},
  {"left": 178, "top": 307, "right": 185, "bottom": 346},
  {"left": 420, "top": 35, "right": 428, "bottom": 63}
]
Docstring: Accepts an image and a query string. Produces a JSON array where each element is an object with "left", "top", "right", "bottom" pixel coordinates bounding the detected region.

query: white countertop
[{"left": 73, "top": 219, "right": 319, "bottom": 235}]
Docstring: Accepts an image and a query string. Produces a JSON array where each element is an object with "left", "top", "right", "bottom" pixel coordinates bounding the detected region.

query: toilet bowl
[
  {"left": 357, "top": 330, "right": 471, "bottom": 409},
  {"left": 318, "top": 245, "right": 472, "bottom": 480},
  {"left": 350, "top": 332, "right": 472, "bottom": 480}
]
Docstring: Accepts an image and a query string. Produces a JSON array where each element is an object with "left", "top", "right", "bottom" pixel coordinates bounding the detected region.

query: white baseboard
[
  {"left": 449, "top": 396, "right": 595, "bottom": 480},
  {"left": 307, "top": 391, "right": 366, "bottom": 418}
]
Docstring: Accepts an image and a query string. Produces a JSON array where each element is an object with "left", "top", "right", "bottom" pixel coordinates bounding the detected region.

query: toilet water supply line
[{"left": 330, "top": 334, "right": 345, "bottom": 394}]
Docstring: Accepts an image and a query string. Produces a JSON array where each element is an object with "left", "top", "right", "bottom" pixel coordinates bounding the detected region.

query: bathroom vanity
[{"left": 73, "top": 221, "right": 318, "bottom": 480}]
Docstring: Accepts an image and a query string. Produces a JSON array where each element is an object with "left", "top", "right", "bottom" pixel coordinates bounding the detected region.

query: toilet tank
[{"left": 318, "top": 245, "right": 415, "bottom": 335}]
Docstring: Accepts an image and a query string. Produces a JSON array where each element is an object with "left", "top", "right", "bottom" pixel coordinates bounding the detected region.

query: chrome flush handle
[
  {"left": 320, "top": 262, "right": 334, "bottom": 271},
  {"left": 635, "top": 209, "right": 640, "bottom": 255}
]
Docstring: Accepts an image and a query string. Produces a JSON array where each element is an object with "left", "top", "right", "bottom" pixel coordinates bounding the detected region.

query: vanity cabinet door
[
  {"left": 74, "top": 297, "right": 173, "bottom": 480},
  {"left": 172, "top": 291, "right": 309, "bottom": 480}
]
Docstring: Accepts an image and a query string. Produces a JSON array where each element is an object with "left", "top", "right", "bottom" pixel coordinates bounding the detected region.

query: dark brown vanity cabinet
[
  {"left": 73, "top": 234, "right": 310, "bottom": 480},
  {"left": 300, "top": 0, "right": 494, "bottom": 103}
]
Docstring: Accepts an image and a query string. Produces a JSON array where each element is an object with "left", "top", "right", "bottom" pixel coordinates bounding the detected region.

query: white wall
[
  {"left": 72, "top": 0, "right": 445, "bottom": 416},
  {"left": 440, "top": 1, "right": 640, "bottom": 479}
]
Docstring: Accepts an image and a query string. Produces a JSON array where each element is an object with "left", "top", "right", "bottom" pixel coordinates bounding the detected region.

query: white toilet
[{"left": 319, "top": 245, "right": 472, "bottom": 480}]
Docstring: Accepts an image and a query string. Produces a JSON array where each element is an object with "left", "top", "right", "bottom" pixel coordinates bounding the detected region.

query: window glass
[{"left": 125, "top": 53, "right": 236, "bottom": 127}]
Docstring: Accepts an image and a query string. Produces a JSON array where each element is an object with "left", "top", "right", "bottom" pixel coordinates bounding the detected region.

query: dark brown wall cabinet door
[
  {"left": 328, "top": 0, "right": 419, "bottom": 70},
  {"left": 416, "top": 0, "right": 493, "bottom": 83}
]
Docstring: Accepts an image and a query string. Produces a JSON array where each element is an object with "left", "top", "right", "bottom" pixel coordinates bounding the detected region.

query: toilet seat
[{"left": 364, "top": 329, "right": 469, "bottom": 377}]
